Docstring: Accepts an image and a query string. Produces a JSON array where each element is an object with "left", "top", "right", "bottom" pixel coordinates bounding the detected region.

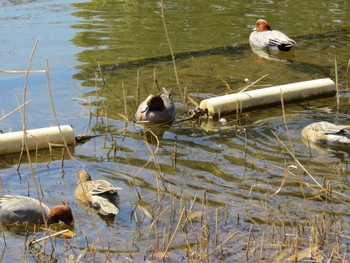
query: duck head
[
  {"left": 78, "top": 170, "right": 92, "bottom": 183},
  {"left": 49, "top": 205, "right": 74, "bottom": 226},
  {"left": 141, "top": 94, "right": 166, "bottom": 113},
  {"left": 254, "top": 19, "right": 272, "bottom": 32}
]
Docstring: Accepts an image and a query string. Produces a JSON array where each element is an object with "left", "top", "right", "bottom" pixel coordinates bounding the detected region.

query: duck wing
[
  {"left": 98, "top": 197, "right": 120, "bottom": 215},
  {"left": 324, "top": 125, "right": 350, "bottom": 137},
  {"left": 312, "top": 121, "right": 350, "bottom": 135},
  {"left": 88, "top": 181, "right": 122, "bottom": 195},
  {"left": 86, "top": 181, "right": 120, "bottom": 215}
]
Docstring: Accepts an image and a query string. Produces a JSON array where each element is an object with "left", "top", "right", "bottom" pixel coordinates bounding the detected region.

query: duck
[
  {"left": 0, "top": 195, "right": 73, "bottom": 226},
  {"left": 301, "top": 121, "right": 350, "bottom": 145},
  {"left": 249, "top": 19, "right": 296, "bottom": 51},
  {"left": 135, "top": 87, "right": 176, "bottom": 124},
  {"left": 75, "top": 170, "right": 121, "bottom": 215}
]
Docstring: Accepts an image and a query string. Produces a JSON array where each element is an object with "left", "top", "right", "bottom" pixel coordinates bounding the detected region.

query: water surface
[{"left": 0, "top": 0, "right": 349, "bottom": 261}]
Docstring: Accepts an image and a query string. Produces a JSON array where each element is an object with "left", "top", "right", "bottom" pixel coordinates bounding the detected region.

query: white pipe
[
  {"left": 199, "top": 78, "right": 336, "bottom": 117},
  {"left": 0, "top": 125, "right": 75, "bottom": 156}
]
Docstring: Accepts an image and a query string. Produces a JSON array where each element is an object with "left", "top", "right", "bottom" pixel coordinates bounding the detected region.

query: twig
[
  {"left": 280, "top": 89, "right": 295, "bottom": 157},
  {"left": 275, "top": 164, "right": 297, "bottom": 194},
  {"left": 335, "top": 56, "right": 339, "bottom": 115},
  {"left": 163, "top": 206, "right": 186, "bottom": 259},
  {"left": 21, "top": 37, "right": 50, "bottom": 228},
  {"left": 122, "top": 83, "right": 128, "bottom": 117},
  {"left": 208, "top": 231, "right": 238, "bottom": 256},
  {"left": 239, "top": 74, "right": 269, "bottom": 93},
  {"left": 0, "top": 100, "right": 31, "bottom": 122},
  {"left": 0, "top": 70, "right": 46, "bottom": 74},
  {"left": 271, "top": 130, "right": 323, "bottom": 189},
  {"left": 160, "top": 0, "right": 180, "bottom": 87},
  {"left": 29, "top": 229, "right": 70, "bottom": 246}
]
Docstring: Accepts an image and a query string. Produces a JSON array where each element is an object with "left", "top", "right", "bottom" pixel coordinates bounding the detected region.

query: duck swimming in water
[
  {"left": 302, "top": 121, "right": 350, "bottom": 145},
  {"left": 135, "top": 88, "right": 176, "bottom": 124},
  {"left": 0, "top": 195, "right": 73, "bottom": 226},
  {"left": 249, "top": 19, "right": 296, "bottom": 51},
  {"left": 75, "top": 170, "right": 121, "bottom": 215}
]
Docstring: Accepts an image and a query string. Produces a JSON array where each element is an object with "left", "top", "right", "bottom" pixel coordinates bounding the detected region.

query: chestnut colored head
[
  {"left": 145, "top": 95, "right": 165, "bottom": 112},
  {"left": 255, "top": 19, "right": 271, "bottom": 32},
  {"left": 49, "top": 205, "right": 74, "bottom": 226}
]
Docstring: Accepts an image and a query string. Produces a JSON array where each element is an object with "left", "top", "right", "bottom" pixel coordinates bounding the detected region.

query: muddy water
[{"left": 0, "top": 0, "right": 349, "bottom": 261}]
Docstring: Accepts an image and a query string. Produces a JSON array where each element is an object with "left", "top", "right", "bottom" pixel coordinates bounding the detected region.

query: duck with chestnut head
[
  {"left": 249, "top": 19, "right": 296, "bottom": 52},
  {"left": 0, "top": 195, "right": 73, "bottom": 226},
  {"left": 135, "top": 88, "right": 176, "bottom": 124}
]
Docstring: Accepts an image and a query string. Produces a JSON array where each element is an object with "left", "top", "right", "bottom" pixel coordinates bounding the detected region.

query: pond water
[{"left": 0, "top": 0, "right": 350, "bottom": 262}]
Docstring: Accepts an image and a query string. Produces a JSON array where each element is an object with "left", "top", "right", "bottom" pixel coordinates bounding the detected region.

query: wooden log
[
  {"left": 0, "top": 125, "right": 75, "bottom": 156},
  {"left": 199, "top": 78, "right": 336, "bottom": 117}
]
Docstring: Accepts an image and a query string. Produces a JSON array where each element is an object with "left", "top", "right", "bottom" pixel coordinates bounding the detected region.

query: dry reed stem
[
  {"left": 94, "top": 68, "right": 101, "bottom": 122},
  {"left": 209, "top": 230, "right": 239, "bottom": 257},
  {"left": 160, "top": 0, "right": 181, "bottom": 93},
  {"left": 221, "top": 78, "right": 233, "bottom": 91},
  {"left": 122, "top": 83, "right": 128, "bottom": 117},
  {"left": 29, "top": 229, "right": 70, "bottom": 246},
  {"left": 0, "top": 69, "right": 46, "bottom": 74},
  {"left": 126, "top": 126, "right": 161, "bottom": 200},
  {"left": 335, "top": 56, "right": 339, "bottom": 115},
  {"left": 280, "top": 89, "right": 295, "bottom": 159},
  {"left": 152, "top": 67, "right": 157, "bottom": 91},
  {"left": 214, "top": 209, "right": 218, "bottom": 251},
  {"left": 183, "top": 86, "right": 188, "bottom": 112},
  {"left": 134, "top": 127, "right": 160, "bottom": 178},
  {"left": 0, "top": 221, "right": 6, "bottom": 248},
  {"left": 259, "top": 231, "right": 265, "bottom": 260},
  {"left": 275, "top": 164, "right": 297, "bottom": 194},
  {"left": 171, "top": 136, "right": 177, "bottom": 172},
  {"left": 14, "top": 95, "right": 25, "bottom": 172},
  {"left": 271, "top": 130, "right": 323, "bottom": 189},
  {"left": 20, "top": 38, "right": 51, "bottom": 230},
  {"left": 239, "top": 74, "right": 269, "bottom": 93},
  {"left": 0, "top": 100, "right": 31, "bottom": 122},
  {"left": 136, "top": 70, "right": 140, "bottom": 105},
  {"left": 162, "top": 206, "right": 186, "bottom": 259}
]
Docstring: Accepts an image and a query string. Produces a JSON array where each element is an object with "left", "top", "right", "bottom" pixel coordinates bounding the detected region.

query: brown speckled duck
[
  {"left": 75, "top": 170, "right": 121, "bottom": 215},
  {"left": 302, "top": 121, "right": 350, "bottom": 145}
]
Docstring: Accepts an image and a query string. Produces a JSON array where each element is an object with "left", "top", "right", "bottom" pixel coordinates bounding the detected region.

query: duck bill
[{"left": 141, "top": 105, "right": 149, "bottom": 113}]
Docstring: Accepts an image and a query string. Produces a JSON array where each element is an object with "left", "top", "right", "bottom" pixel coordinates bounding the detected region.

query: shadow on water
[
  {"left": 0, "top": 147, "right": 74, "bottom": 170},
  {"left": 74, "top": 28, "right": 349, "bottom": 85},
  {"left": 101, "top": 29, "right": 349, "bottom": 72}
]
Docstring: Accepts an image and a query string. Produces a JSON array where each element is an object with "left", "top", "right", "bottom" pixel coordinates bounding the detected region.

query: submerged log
[
  {"left": 0, "top": 125, "right": 75, "bottom": 156},
  {"left": 199, "top": 78, "right": 336, "bottom": 117}
]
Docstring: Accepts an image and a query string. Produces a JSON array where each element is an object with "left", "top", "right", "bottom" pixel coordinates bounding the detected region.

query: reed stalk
[
  {"left": 335, "top": 56, "right": 339, "bottom": 115},
  {"left": 160, "top": 0, "right": 182, "bottom": 96},
  {"left": 20, "top": 38, "right": 50, "bottom": 229},
  {"left": 238, "top": 74, "right": 269, "bottom": 93},
  {"left": 280, "top": 89, "right": 295, "bottom": 158},
  {"left": 0, "top": 100, "right": 31, "bottom": 122}
]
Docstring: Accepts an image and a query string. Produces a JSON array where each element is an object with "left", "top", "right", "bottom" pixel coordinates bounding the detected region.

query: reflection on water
[{"left": 0, "top": 0, "right": 350, "bottom": 261}]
